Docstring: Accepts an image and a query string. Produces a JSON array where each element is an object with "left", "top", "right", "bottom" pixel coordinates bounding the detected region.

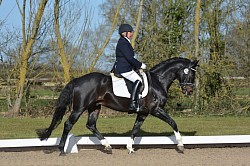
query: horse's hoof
[
  {"left": 177, "top": 145, "right": 184, "bottom": 153},
  {"left": 128, "top": 149, "right": 135, "bottom": 154},
  {"left": 59, "top": 152, "right": 66, "bottom": 156},
  {"left": 104, "top": 146, "right": 112, "bottom": 154}
]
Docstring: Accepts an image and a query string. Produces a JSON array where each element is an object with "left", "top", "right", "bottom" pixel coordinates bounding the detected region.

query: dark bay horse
[{"left": 36, "top": 57, "right": 198, "bottom": 155}]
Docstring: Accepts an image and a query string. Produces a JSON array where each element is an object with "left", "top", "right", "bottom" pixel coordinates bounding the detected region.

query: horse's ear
[{"left": 192, "top": 60, "right": 199, "bottom": 68}]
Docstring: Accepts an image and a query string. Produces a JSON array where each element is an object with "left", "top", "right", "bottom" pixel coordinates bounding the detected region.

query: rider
[{"left": 114, "top": 23, "right": 146, "bottom": 113}]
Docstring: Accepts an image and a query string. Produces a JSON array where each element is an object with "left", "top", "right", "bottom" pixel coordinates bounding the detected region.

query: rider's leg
[
  {"left": 121, "top": 70, "right": 142, "bottom": 83},
  {"left": 121, "top": 70, "right": 142, "bottom": 112},
  {"left": 128, "top": 80, "right": 142, "bottom": 111}
]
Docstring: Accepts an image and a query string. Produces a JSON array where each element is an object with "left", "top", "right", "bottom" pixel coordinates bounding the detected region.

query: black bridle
[
  {"left": 149, "top": 66, "right": 196, "bottom": 88},
  {"left": 178, "top": 67, "right": 196, "bottom": 89}
]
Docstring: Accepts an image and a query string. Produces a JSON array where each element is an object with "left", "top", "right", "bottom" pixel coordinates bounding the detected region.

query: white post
[{"left": 64, "top": 134, "right": 78, "bottom": 153}]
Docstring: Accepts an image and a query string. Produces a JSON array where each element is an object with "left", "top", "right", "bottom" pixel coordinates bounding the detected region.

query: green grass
[
  {"left": 232, "top": 87, "right": 250, "bottom": 96},
  {"left": 30, "top": 88, "right": 59, "bottom": 96},
  {"left": 0, "top": 116, "right": 249, "bottom": 139}
]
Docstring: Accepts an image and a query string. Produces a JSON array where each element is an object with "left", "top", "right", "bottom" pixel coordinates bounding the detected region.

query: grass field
[{"left": 0, "top": 116, "right": 249, "bottom": 139}]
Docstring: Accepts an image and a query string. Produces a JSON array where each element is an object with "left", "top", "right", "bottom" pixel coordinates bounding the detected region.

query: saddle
[{"left": 110, "top": 71, "right": 149, "bottom": 98}]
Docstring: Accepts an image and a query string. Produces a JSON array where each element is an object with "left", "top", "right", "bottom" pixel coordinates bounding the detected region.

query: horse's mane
[{"left": 150, "top": 57, "right": 190, "bottom": 71}]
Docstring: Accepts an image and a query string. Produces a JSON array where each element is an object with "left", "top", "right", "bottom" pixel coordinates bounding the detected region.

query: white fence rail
[{"left": 1, "top": 135, "right": 250, "bottom": 153}]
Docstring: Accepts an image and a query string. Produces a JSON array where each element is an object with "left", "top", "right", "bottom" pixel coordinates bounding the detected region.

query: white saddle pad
[{"left": 110, "top": 72, "right": 149, "bottom": 98}]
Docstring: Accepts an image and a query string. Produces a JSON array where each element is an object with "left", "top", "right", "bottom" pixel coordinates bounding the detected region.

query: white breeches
[{"left": 121, "top": 70, "right": 142, "bottom": 83}]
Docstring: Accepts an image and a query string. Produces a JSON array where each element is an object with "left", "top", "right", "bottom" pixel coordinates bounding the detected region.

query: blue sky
[
  {"left": 0, "top": 0, "right": 115, "bottom": 71},
  {"left": 0, "top": 0, "right": 104, "bottom": 28}
]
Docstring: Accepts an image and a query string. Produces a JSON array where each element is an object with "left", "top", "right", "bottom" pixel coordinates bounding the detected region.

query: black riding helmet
[{"left": 118, "top": 24, "right": 133, "bottom": 34}]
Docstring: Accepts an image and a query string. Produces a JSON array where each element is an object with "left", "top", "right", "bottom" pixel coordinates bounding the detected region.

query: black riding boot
[{"left": 128, "top": 80, "right": 142, "bottom": 113}]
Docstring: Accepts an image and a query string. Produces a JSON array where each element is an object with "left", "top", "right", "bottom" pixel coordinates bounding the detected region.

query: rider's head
[{"left": 119, "top": 24, "right": 133, "bottom": 39}]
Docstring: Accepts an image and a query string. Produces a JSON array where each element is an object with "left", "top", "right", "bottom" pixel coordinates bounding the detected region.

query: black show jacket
[{"left": 114, "top": 37, "right": 142, "bottom": 74}]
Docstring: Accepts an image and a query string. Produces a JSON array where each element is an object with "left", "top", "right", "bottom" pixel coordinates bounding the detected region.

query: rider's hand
[{"left": 141, "top": 63, "right": 146, "bottom": 69}]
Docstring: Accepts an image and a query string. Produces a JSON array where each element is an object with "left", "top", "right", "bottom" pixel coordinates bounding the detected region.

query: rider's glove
[{"left": 141, "top": 63, "right": 146, "bottom": 69}]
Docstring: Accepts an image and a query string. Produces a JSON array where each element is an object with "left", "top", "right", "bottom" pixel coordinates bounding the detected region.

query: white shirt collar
[{"left": 124, "top": 37, "right": 131, "bottom": 43}]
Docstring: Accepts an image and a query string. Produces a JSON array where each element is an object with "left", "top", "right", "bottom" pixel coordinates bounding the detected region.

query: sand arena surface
[{"left": 1, "top": 147, "right": 250, "bottom": 166}]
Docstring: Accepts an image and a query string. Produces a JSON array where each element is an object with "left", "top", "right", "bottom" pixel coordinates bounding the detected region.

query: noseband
[{"left": 179, "top": 83, "right": 195, "bottom": 94}]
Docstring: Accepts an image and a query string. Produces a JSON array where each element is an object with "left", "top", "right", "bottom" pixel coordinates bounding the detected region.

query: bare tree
[
  {"left": 49, "top": 0, "right": 105, "bottom": 77},
  {"left": 88, "top": 0, "right": 124, "bottom": 73},
  {"left": 131, "top": 0, "right": 143, "bottom": 48},
  {"left": 194, "top": 0, "right": 201, "bottom": 111},
  {"left": 54, "top": 0, "right": 70, "bottom": 83},
  {"left": 10, "top": 0, "right": 48, "bottom": 116}
]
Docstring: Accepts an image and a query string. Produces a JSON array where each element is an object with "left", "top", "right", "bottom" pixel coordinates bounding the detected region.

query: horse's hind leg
[
  {"left": 127, "top": 114, "right": 148, "bottom": 154},
  {"left": 58, "top": 108, "right": 85, "bottom": 156},
  {"left": 86, "top": 104, "right": 112, "bottom": 154},
  {"left": 151, "top": 107, "right": 184, "bottom": 153}
]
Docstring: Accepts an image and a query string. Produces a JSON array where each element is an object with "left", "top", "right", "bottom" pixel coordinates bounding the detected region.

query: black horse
[{"left": 36, "top": 57, "right": 198, "bottom": 155}]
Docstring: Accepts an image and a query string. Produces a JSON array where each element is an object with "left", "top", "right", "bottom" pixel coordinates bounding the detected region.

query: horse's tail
[{"left": 36, "top": 80, "right": 75, "bottom": 141}]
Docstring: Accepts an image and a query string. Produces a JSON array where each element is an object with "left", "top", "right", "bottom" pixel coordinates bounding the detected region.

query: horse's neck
[
  {"left": 150, "top": 60, "right": 186, "bottom": 92},
  {"left": 151, "top": 69, "right": 177, "bottom": 93},
  {"left": 161, "top": 72, "right": 176, "bottom": 92}
]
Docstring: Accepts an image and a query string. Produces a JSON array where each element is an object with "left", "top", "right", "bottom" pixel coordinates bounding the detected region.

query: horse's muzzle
[{"left": 180, "top": 83, "right": 194, "bottom": 95}]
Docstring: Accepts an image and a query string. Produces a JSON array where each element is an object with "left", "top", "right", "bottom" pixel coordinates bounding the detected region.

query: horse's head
[{"left": 177, "top": 60, "right": 199, "bottom": 95}]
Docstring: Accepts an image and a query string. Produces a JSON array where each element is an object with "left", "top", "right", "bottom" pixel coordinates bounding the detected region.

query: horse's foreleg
[
  {"left": 86, "top": 105, "right": 112, "bottom": 154},
  {"left": 127, "top": 114, "right": 148, "bottom": 154},
  {"left": 59, "top": 109, "right": 84, "bottom": 156},
  {"left": 151, "top": 108, "right": 184, "bottom": 153}
]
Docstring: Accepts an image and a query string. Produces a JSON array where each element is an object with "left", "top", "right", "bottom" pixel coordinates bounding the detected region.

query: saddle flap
[{"left": 110, "top": 72, "right": 149, "bottom": 98}]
